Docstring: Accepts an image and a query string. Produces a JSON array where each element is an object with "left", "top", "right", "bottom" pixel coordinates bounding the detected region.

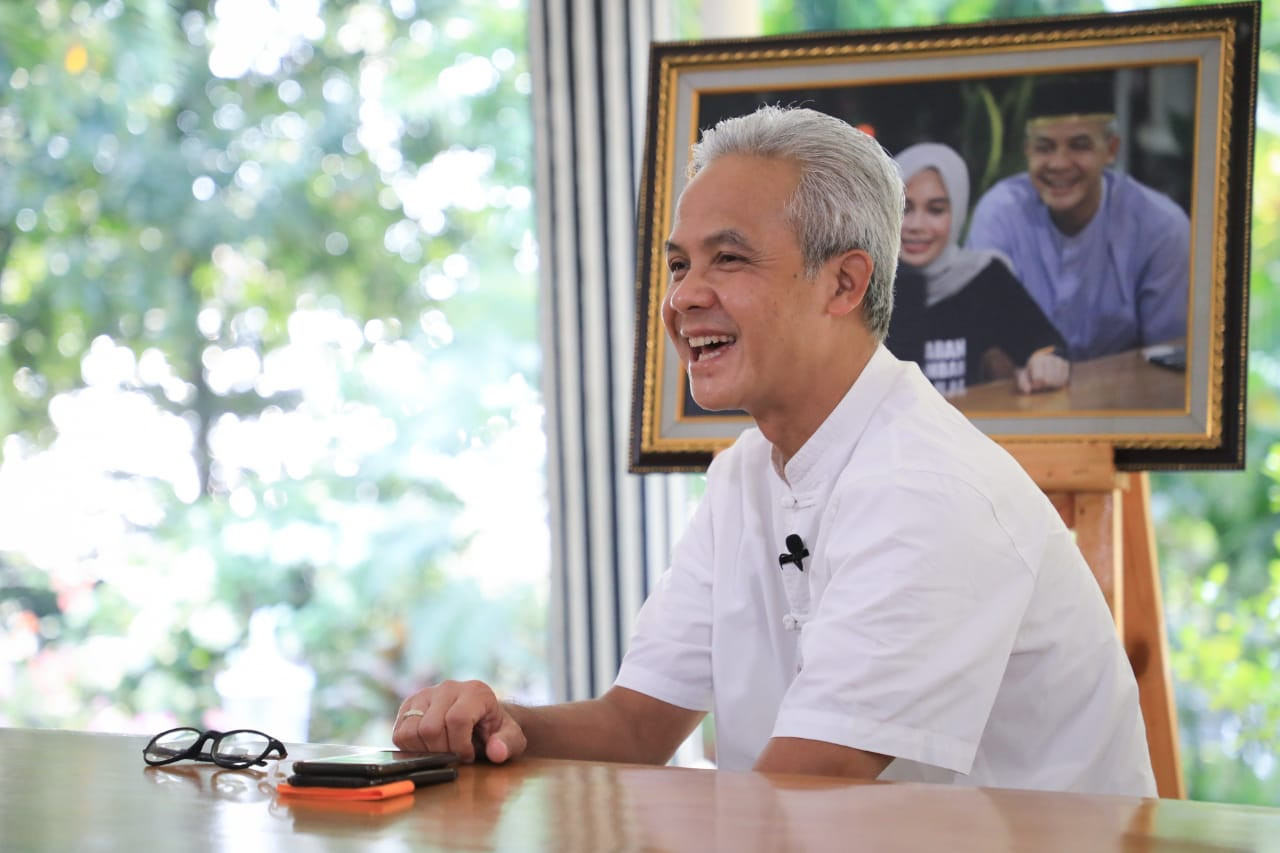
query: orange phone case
[{"left": 277, "top": 779, "right": 415, "bottom": 800}]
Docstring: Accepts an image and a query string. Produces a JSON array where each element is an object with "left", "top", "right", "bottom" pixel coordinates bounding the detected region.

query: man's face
[
  {"left": 1024, "top": 116, "right": 1119, "bottom": 234},
  {"left": 900, "top": 168, "right": 952, "bottom": 268},
  {"left": 661, "top": 153, "right": 831, "bottom": 419}
]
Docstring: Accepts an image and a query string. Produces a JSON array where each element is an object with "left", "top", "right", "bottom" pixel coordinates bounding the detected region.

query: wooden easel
[{"left": 1005, "top": 442, "right": 1185, "bottom": 798}]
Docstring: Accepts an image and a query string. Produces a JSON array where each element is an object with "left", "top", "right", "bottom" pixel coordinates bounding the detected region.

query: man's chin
[
  {"left": 1034, "top": 184, "right": 1083, "bottom": 211},
  {"left": 690, "top": 395, "right": 739, "bottom": 413},
  {"left": 688, "top": 384, "right": 745, "bottom": 415}
]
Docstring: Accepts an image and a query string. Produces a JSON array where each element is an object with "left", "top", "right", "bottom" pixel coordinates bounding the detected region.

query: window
[{"left": 0, "top": 0, "right": 548, "bottom": 745}]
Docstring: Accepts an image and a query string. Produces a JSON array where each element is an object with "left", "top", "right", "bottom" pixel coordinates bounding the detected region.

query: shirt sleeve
[
  {"left": 771, "top": 470, "right": 1035, "bottom": 775},
  {"left": 1133, "top": 192, "right": 1191, "bottom": 347},
  {"left": 613, "top": 482, "right": 716, "bottom": 712}
]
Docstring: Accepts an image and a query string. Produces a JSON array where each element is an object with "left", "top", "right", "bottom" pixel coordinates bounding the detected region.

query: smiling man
[
  {"left": 392, "top": 105, "right": 1156, "bottom": 796},
  {"left": 965, "top": 72, "right": 1190, "bottom": 361}
]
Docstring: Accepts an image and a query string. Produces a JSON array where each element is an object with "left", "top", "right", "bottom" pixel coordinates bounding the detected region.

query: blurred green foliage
[{"left": 0, "top": 0, "right": 546, "bottom": 746}]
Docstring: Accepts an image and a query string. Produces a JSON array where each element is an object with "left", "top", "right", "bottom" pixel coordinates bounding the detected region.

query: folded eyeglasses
[{"left": 143, "top": 727, "right": 287, "bottom": 770}]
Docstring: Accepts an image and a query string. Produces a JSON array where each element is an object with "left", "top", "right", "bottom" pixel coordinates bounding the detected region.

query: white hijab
[{"left": 894, "top": 142, "right": 1007, "bottom": 307}]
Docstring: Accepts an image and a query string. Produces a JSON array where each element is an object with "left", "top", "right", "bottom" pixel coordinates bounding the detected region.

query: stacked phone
[{"left": 278, "top": 750, "right": 458, "bottom": 801}]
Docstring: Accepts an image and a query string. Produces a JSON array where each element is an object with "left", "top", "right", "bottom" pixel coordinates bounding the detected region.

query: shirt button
[
  {"left": 782, "top": 614, "right": 798, "bottom": 630},
  {"left": 780, "top": 496, "right": 797, "bottom": 509}
]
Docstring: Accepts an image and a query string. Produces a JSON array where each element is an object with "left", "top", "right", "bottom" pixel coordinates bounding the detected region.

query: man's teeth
[
  {"left": 688, "top": 335, "right": 735, "bottom": 348},
  {"left": 687, "top": 334, "right": 736, "bottom": 362}
]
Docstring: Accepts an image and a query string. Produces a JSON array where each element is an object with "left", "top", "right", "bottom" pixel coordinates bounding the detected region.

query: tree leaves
[{"left": 0, "top": 0, "right": 546, "bottom": 741}]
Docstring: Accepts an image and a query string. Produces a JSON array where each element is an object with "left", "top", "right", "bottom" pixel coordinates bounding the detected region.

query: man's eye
[
  {"left": 716, "top": 253, "right": 744, "bottom": 264},
  {"left": 667, "top": 259, "right": 688, "bottom": 274}
]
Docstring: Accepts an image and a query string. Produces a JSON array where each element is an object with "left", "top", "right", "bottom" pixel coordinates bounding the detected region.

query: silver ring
[{"left": 400, "top": 709, "right": 425, "bottom": 720}]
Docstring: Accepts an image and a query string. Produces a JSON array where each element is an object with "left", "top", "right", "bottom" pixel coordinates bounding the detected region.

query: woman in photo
[{"left": 886, "top": 142, "right": 1070, "bottom": 397}]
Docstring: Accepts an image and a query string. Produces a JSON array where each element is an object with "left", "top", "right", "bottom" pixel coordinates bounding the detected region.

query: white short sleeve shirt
[{"left": 614, "top": 346, "right": 1156, "bottom": 796}]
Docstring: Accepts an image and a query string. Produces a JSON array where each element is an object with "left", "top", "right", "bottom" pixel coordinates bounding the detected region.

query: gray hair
[{"left": 687, "top": 105, "right": 904, "bottom": 341}]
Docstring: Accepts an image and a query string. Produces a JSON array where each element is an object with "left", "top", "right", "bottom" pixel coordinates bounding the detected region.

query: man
[
  {"left": 393, "top": 105, "right": 1156, "bottom": 795},
  {"left": 965, "top": 73, "right": 1190, "bottom": 361}
]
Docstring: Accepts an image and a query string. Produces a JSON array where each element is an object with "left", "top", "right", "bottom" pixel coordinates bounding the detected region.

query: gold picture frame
[{"left": 629, "top": 3, "right": 1258, "bottom": 472}]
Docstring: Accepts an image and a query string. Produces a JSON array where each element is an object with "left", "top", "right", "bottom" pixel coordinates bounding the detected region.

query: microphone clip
[{"left": 778, "top": 534, "right": 809, "bottom": 572}]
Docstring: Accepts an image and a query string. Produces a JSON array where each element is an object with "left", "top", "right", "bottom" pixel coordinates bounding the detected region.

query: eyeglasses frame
[{"left": 143, "top": 726, "right": 288, "bottom": 770}]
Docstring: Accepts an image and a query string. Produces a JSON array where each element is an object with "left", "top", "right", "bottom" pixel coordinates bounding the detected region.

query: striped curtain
[
  {"left": 527, "top": 0, "right": 690, "bottom": 701},
  {"left": 528, "top": 0, "right": 759, "bottom": 702}
]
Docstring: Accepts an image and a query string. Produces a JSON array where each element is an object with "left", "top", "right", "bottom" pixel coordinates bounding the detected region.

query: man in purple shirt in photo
[{"left": 965, "top": 73, "right": 1190, "bottom": 361}]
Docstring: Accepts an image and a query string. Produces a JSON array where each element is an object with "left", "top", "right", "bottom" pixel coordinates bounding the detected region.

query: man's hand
[
  {"left": 1016, "top": 349, "right": 1070, "bottom": 394},
  {"left": 392, "top": 679, "right": 528, "bottom": 764},
  {"left": 392, "top": 683, "right": 702, "bottom": 765}
]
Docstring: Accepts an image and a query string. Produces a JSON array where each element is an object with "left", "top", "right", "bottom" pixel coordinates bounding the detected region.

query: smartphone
[
  {"left": 292, "top": 750, "right": 457, "bottom": 779},
  {"left": 286, "top": 766, "right": 458, "bottom": 789}
]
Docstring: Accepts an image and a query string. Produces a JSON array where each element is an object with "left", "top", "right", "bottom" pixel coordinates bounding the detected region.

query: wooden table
[
  {"left": 955, "top": 345, "right": 1187, "bottom": 414},
  {"left": 5, "top": 728, "right": 1279, "bottom": 851}
]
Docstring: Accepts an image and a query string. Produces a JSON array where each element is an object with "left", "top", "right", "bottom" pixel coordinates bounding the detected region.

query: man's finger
[
  {"left": 481, "top": 711, "right": 527, "bottom": 764},
  {"left": 396, "top": 691, "right": 459, "bottom": 754},
  {"left": 393, "top": 695, "right": 444, "bottom": 753},
  {"left": 485, "top": 735, "right": 511, "bottom": 764},
  {"left": 443, "top": 699, "right": 488, "bottom": 763},
  {"left": 392, "top": 708, "right": 428, "bottom": 752}
]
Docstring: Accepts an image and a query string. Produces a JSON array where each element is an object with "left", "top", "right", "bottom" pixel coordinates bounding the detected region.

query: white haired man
[{"left": 393, "top": 105, "right": 1156, "bottom": 796}]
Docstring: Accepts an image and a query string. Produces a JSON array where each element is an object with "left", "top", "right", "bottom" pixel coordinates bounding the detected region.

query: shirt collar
[{"left": 776, "top": 344, "right": 902, "bottom": 490}]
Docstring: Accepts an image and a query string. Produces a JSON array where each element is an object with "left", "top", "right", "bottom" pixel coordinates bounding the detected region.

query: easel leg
[
  {"left": 1121, "top": 473, "right": 1185, "bottom": 799},
  {"left": 1072, "top": 490, "right": 1123, "bottom": 634}
]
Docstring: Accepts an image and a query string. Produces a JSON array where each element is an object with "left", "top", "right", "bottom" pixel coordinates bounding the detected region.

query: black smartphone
[
  {"left": 285, "top": 766, "right": 458, "bottom": 789},
  {"left": 291, "top": 750, "right": 457, "bottom": 779}
]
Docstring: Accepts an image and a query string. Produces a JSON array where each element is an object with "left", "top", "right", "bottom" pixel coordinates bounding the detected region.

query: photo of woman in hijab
[{"left": 886, "top": 142, "right": 1071, "bottom": 397}]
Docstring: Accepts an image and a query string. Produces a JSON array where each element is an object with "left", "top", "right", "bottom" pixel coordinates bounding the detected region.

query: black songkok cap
[{"left": 1027, "top": 72, "right": 1116, "bottom": 122}]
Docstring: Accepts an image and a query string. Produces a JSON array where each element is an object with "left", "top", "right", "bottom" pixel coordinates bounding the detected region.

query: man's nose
[{"left": 666, "top": 268, "right": 712, "bottom": 313}]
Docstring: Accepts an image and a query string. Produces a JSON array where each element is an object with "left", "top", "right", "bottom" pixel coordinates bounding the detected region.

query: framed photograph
[{"left": 629, "top": 3, "right": 1258, "bottom": 472}]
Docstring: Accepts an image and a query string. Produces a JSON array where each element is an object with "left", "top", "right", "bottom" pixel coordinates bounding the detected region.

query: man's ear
[
  {"left": 1105, "top": 133, "right": 1121, "bottom": 162},
  {"left": 828, "top": 249, "right": 873, "bottom": 317}
]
